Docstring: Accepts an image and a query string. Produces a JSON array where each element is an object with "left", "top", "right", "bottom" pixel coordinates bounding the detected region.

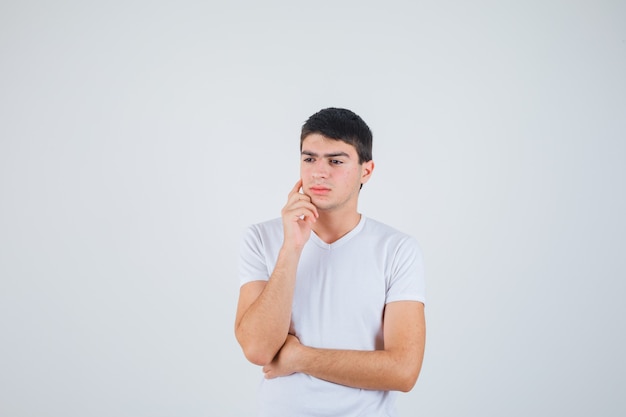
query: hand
[
  {"left": 262, "top": 334, "right": 303, "bottom": 379},
  {"left": 281, "top": 179, "right": 318, "bottom": 250}
]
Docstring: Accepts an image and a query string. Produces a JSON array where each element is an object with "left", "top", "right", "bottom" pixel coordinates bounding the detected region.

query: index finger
[{"left": 289, "top": 179, "right": 303, "bottom": 196}]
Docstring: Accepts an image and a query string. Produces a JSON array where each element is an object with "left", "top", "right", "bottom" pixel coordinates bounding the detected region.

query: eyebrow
[{"left": 301, "top": 150, "right": 351, "bottom": 158}]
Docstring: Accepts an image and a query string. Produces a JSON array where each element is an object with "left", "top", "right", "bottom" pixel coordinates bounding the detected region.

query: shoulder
[
  {"left": 241, "top": 217, "right": 283, "bottom": 246},
  {"left": 239, "top": 218, "right": 283, "bottom": 266},
  {"left": 361, "top": 217, "right": 423, "bottom": 258},
  {"left": 247, "top": 217, "right": 282, "bottom": 234},
  {"left": 362, "top": 217, "right": 417, "bottom": 243}
]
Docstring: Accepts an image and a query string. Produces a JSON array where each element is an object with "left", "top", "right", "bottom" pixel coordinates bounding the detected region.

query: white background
[{"left": 1, "top": 1, "right": 625, "bottom": 416}]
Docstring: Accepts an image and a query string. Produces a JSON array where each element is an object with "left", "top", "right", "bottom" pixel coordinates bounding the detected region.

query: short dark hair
[{"left": 300, "top": 108, "right": 373, "bottom": 163}]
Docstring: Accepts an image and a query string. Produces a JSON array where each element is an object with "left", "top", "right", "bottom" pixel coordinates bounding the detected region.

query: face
[{"left": 300, "top": 133, "right": 374, "bottom": 213}]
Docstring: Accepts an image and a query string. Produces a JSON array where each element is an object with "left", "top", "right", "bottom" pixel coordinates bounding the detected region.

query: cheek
[
  {"left": 300, "top": 165, "right": 309, "bottom": 179},
  {"left": 339, "top": 168, "right": 360, "bottom": 187}
]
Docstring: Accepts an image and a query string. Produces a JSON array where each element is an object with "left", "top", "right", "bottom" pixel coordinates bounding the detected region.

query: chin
[
  {"left": 310, "top": 198, "right": 330, "bottom": 210},
  {"left": 315, "top": 202, "right": 337, "bottom": 212}
]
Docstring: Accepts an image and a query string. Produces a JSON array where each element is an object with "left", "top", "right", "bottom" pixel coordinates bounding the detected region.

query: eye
[
  {"left": 303, "top": 157, "right": 314, "bottom": 163},
  {"left": 330, "top": 159, "right": 343, "bottom": 165}
]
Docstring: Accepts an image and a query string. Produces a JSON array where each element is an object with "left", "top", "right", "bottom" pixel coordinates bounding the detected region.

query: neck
[{"left": 312, "top": 211, "right": 362, "bottom": 244}]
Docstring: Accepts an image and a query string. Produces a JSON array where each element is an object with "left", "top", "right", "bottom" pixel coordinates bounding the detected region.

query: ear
[{"left": 360, "top": 160, "right": 375, "bottom": 185}]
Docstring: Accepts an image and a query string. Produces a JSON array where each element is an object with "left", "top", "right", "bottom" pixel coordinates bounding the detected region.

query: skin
[{"left": 234, "top": 133, "right": 426, "bottom": 392}]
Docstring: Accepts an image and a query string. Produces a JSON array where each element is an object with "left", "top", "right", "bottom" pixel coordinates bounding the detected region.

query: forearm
[
  {"left": 236, "top": 247, "right": 300, "bottom": 365},
  {"left": 295, "top": 346, "right": 421, "bottom": 392}
]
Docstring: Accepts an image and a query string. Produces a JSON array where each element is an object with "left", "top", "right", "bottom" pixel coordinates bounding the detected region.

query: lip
[{"left": 309, "top": 186, "right": 331, "bottom": 195}]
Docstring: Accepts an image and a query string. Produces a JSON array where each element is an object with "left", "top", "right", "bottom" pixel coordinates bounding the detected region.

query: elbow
[
  {"left": 241, "top": 345, "right": 276, "bottom": 366},
  {"left": 396, "top": 372, "right": 419, "bottom": 393},
  {"left": 235, "top": 326, "right": 280, "bottom": 366},
  {"left": 236, "top": 332, "right": 277, "bottom": 366},
  {"left": 394, "top": 360, "right": 422, "bottom": 393}
]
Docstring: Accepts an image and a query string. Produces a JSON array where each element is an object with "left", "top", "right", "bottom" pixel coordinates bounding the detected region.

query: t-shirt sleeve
[
  {"left": 385, "top": 236, "right": 426, "bottom": 304},
  {"left": 238, "top": 225, "right": 271, "bottom": 287}
]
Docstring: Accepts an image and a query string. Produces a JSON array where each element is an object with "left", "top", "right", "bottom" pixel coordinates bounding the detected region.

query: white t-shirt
[{"left": 239, "top": 215, "right": 426, "bottom": 417}]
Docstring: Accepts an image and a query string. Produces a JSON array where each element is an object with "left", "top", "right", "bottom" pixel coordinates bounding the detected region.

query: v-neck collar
[{"left": 309, "top": 215, "right": 366, "bottom": 250}]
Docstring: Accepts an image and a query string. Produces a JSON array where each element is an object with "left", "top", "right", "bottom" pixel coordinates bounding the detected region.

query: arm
[
  {"left": 263, "top": 300, "right": 426, "bottom": 392},
  {"left": 234, "top": 248, "right": 299, "bottom": 365},
  {"left": 235, "top": 180, "right": 318, "bottom": 366}
]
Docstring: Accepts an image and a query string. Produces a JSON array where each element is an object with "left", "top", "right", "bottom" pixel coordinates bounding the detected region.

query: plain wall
[{"left": 1, "top": 1, "right": 625, "bottom": 416}]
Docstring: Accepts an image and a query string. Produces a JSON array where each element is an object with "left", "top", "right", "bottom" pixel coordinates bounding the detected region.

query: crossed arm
[
  {"left": 235, "top": 278, "right": 426, "bottom": 392},
  {"left": 262, "top": 298, "right": 425, "bottom": 392}
]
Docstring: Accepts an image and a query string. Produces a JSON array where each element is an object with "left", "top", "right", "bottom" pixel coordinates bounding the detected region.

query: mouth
[{"left": 309, "top": 186, "right": 331, "bottom": 195}]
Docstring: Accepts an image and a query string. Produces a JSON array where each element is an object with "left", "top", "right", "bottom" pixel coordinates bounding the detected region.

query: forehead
[{"left": 301, "top": 133, "right": 357, "bottom": 156}]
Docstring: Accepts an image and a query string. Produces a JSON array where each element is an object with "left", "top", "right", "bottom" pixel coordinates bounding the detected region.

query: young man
[{"left": 235, "top": 108, "right": 426, "bottom": 417}]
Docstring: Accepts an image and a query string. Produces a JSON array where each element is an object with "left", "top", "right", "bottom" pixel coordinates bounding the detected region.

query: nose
[{"left": 311, "top": 160, "right": 329, "bottom": 179}]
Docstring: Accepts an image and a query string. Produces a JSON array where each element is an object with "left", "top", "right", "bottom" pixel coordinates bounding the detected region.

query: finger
[
  {"left": 284, "top": 203, "right": 318, "bottom": 221},
  {"left": 289, "top": 179, "right": 303, "bottom": 196},
  {"left": 262, "top": 367, "right": 274, "bottom": 379},
  {"left": 285, "top": 195, "right": 318, "bottom": 217},
  {"left": 287, "top": 210, "right": 317, "bottom": 226},
  {"left": 287, "top": 192, "right": 309, "bottom": 205},
  {"left": 295, "top": 199, "right": 318, "bottom": 219}
]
